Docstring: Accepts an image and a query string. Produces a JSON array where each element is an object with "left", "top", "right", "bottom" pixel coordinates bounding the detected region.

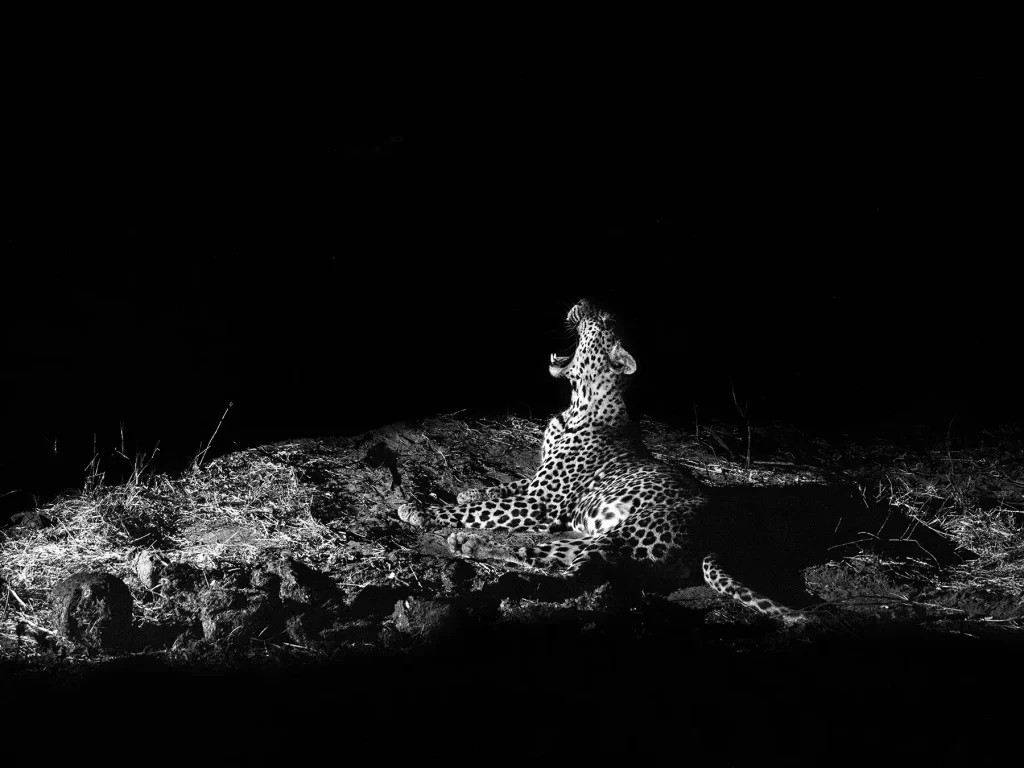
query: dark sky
[{"left": 3, "top": 54, "right": 1017, "bottom": 513}]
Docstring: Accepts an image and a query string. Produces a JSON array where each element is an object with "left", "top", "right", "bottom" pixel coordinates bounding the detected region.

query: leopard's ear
[{"left": 609, "top": 344, "right": 637, "bottom": 375}]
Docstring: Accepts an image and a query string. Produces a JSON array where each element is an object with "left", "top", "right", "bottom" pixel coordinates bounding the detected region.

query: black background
[{"left": 3, "top": 36, "right": 1018, "bottom": 520}]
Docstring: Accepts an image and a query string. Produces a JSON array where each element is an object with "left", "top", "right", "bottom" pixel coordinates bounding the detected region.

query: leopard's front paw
[
  {"left": 447, "top": 531, "right": 482, "bottom": 557},
  {"left": 456, "top": 488, "right": 485, "bottom": 504},
  {"left": 398, "top": 504, "right": 426, "bottom": 527}
]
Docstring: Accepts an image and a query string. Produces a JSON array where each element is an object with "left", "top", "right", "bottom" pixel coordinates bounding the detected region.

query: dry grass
[
  {"left": 876, "top": 473, "right": 1023, "bottom": 591},
  {"left": 815, "top": 423, "right": 1024, "bottom": 623},
  {"left": 0, "top": 440, "right": 334, "bottom": 655}
]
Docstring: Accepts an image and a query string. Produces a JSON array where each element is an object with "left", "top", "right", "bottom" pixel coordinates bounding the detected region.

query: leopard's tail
[{"left": 702, "top": 554, "right": 810, "bottom": 626}]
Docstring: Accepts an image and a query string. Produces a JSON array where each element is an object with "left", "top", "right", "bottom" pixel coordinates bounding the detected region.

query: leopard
[{"left": 399, "top": 298, "right": 808, "bottom": 625}]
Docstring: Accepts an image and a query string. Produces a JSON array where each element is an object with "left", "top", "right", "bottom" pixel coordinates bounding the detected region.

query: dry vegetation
[{"left": 2, "top": 414, "right": 1022, "bottom": 675}]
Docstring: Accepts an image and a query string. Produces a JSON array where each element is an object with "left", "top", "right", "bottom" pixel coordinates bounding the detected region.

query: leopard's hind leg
[
  {"left": 506, "top": 505, "right": 691, "bottom": 575},
  {"left": 399, "top": 491, "right": 561, "bottom": 533}
]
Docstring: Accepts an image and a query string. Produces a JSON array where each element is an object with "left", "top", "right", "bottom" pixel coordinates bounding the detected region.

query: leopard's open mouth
[{"left": 549, "top": 352, "right": 573, "bottom": 377}]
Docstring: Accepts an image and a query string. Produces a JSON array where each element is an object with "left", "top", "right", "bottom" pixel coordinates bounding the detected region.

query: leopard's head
[{"left": 549, "top": 299, "right": 636, "bottom": 414}]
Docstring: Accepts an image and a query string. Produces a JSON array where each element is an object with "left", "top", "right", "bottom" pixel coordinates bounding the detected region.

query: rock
[
  {"left": 198, "top": 582, "right": 279, "bottom": 641},
  {"left": 196, "top": 557, "right": 343, "bottom": 644},
  {"left": 133, "top": 551, "right": 163, "bottom": 589},
  {"left": 132, "top": 552, "right": 202, "bottom": 597},
  {"left": 51, "top": 571, "right": 133, "bottom": 651},
  {"left": 252, "top": 555, "right": 339, "bottom": 610},
  {"left": 159, "top": 563, "right": 201, "bottom": 595},
  {"left": 391, "top": 596, "right": 460, "bottom": 646}
]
